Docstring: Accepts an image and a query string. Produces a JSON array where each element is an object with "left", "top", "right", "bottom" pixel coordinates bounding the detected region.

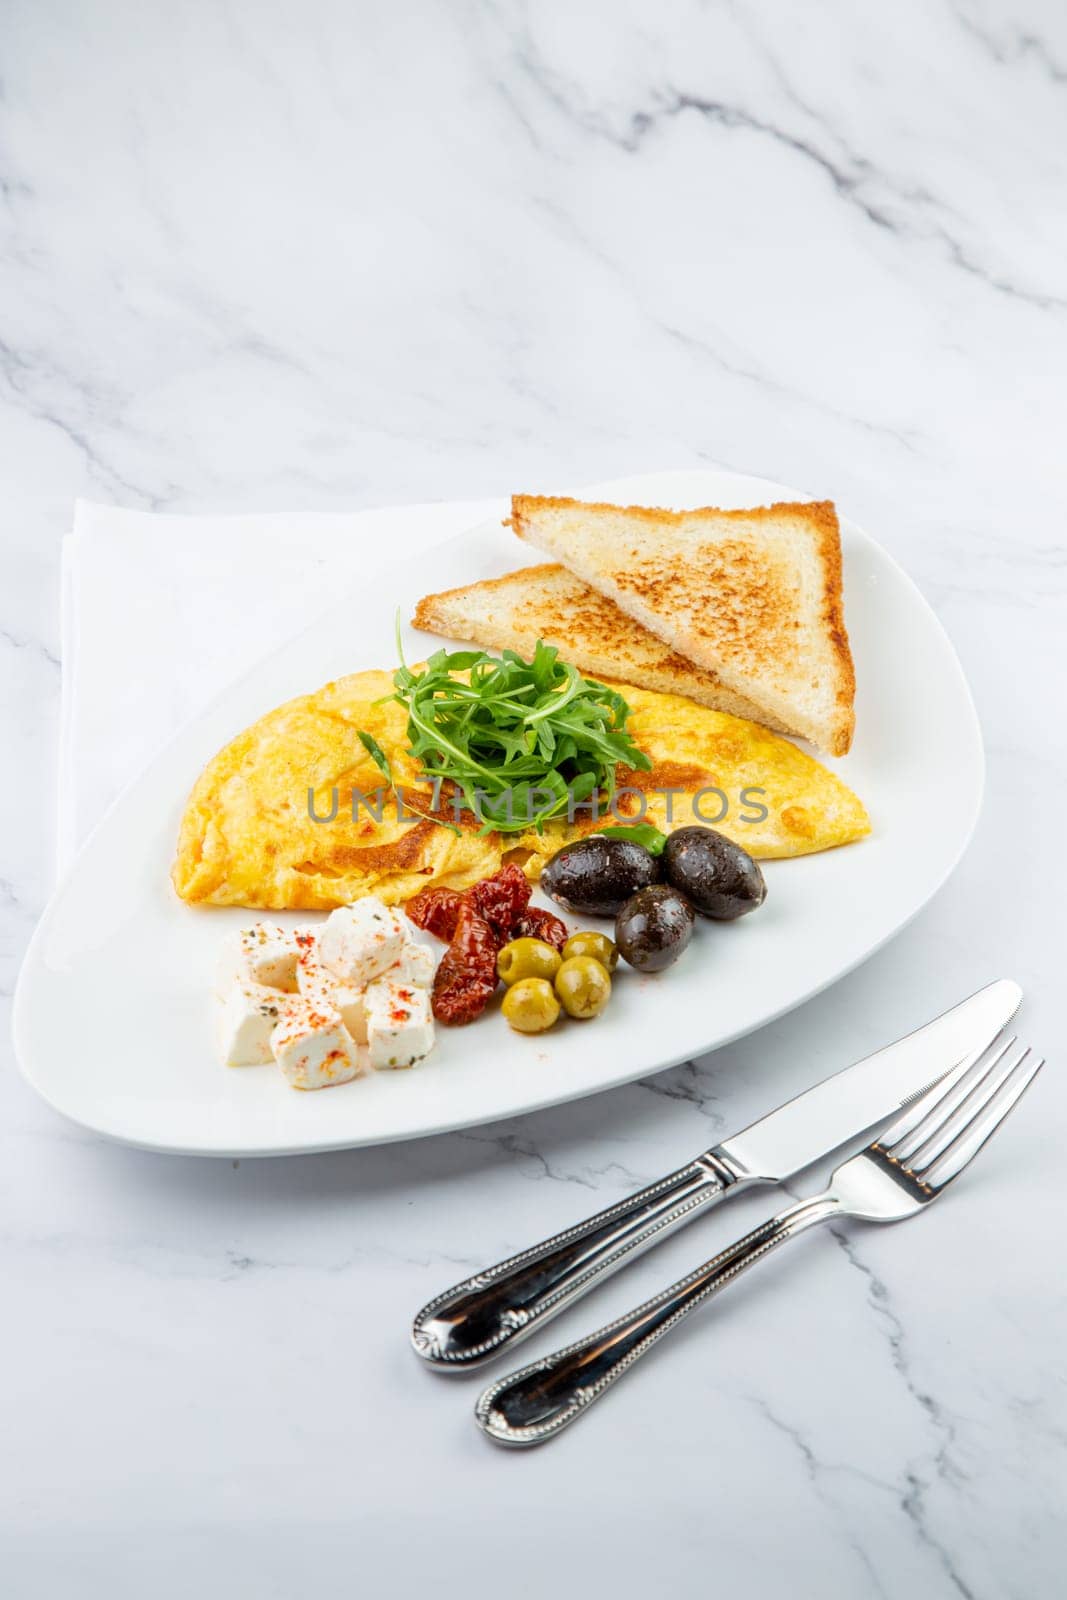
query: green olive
[
  {"left": 497, "top": 938, "right": 562, "bottom": 986},
  {"left": 554, "top": 956, "right": 611, "bottom": 1020},
  {"left": 561, "top": 931, "right": 619, "bottom": 973},
  {"left": 501, "top": 977, "right": 561, "bottom": 1034}
]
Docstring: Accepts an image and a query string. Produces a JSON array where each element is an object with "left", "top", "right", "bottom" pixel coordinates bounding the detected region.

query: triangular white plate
[{"left": 14, "top": 468, "right": 983, "bottom": 1156}]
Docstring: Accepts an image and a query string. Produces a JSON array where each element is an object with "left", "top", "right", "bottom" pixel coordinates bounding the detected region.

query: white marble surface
[{"left": 2, "top": 3, "right": 1065, "bottom": 1595}]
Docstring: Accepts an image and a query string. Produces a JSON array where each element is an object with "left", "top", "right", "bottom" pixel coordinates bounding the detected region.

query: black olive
[
  {"left": 662, "top": 826, "right": 766, "bottom": 921},
  {"left": 540, "top": 837, "right": 659, "bottom": 917},
  {"left": 615, "top": 885, "right": 695, "bottom": 973}
]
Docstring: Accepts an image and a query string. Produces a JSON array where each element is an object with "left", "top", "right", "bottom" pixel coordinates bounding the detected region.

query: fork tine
[
  {"left": 906, "top": 1044, "right": 1032, "bottom": 1173},
  {"left": 879, "top": 1033, "right": 1014, "bottom": 1160},
  {"left": 916, "top": 1052, "right": 1044, "bottom": 1191},
  {"left": 889, "top": 1035, "right": 1017, "bottom": 1166}
]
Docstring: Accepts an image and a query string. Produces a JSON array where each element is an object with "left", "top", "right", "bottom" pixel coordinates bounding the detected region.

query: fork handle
[
  {"left": 412, "top": 1155, "right": 743, "bottom": 1370},
  {"left": 475, "top": 1192, "right": 839, "bottom": 1446}
]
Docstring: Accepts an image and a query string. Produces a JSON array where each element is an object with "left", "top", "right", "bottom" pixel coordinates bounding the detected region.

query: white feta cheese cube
[
  {"left": 364, "top": 979, "right": 435, "bottom": 1071},
  {"left": 270, "top": 996, "right": 366, "bottom": 1090},
  {"left": 215, "top": 923, "right": 310, "bottom": 996},
  {"left": 386, "top": 939, "right": 436, "bottom": 989},
  {"left": 216, "top": 981, "right": 289, "bottom": 1067},
  {"left": 318, "top": 899, "right": 406, "bottom": 986},
  {"left": 296, "top": 947, "right": 368, "bottom": 1044}
]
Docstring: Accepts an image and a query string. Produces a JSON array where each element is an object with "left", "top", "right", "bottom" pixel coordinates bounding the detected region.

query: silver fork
[{"left": 475, "top": 1033, "right": 1044, "bottom": 1447}]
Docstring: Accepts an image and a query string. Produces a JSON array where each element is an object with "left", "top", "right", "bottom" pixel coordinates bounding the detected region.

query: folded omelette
[{"left": 172, "top": 669, "right": 870, "bottom": 911}]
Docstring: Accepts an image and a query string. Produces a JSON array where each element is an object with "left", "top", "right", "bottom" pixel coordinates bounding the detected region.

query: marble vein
[
  {"left": 828, "top": 1225, "right": 978, "bottom": 1598},
  {"left": 505, "top": 27, "right": 1067, "bottom": 311},
  {"left": 747, "top": 1396, "right": 898, "bottom": 1600},
  {"left": 955, "top": 9, "right": 1067, "bottom": 85},
  {"left": 453, "top": 1126, "right": 645, "bottom": 1192}
]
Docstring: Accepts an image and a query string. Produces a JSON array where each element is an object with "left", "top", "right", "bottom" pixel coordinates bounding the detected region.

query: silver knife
[{"left": 411, "top": 979, "right": 1022, "bottom": 1370}]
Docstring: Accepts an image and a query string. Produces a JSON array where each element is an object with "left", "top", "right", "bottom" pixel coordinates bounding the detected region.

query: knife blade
[
  {"left": 712, "top": 977, "right": 1023, "bottom": 1183},
  {"left": 412, "top": 979, "right": 1022, "bottom": 1370}
]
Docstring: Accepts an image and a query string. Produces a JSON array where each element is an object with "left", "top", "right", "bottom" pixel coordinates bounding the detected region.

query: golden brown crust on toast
[{"left": 510, "top": 492, "right": 828, "bottom": 530}]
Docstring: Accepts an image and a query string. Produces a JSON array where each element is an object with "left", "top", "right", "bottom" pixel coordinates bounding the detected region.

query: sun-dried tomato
[
  {"left": 409, "top": 865, "right": 560, "bottom": 971},
  {"left": 467, "top": 863, "right": 531, "bottom": 944},
  {"left": 432, "top": 903, "right": 500, "bottom": 1026},
  {"left": 511, "top": 905, "right": 569, "bottom": 952},
  {"left": 406, "top": 885, "right": 466, "bottom": 943}
]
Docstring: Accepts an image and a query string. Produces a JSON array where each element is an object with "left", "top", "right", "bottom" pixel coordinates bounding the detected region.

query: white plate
[{"left": 14, "top": 468, "right": 983, "bottom": 1156}]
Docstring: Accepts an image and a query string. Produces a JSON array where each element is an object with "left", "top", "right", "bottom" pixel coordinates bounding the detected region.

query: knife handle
[{"left": 411, "top": 1153, "right": 741, "bottom": 1371}]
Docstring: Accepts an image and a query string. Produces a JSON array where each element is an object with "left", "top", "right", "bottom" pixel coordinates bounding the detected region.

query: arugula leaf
[
  {"left": 596, "top": 823, "right": 668, "bottom": 856},
  {"left": 383, "top": 643, "right": 652, "bottom": 835},
  {"left": 357, "top": 729, "right": 394, "bottom": 784}
]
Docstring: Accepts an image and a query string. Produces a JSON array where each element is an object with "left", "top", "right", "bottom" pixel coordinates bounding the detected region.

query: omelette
[{"left": 172, "top": 669, "right": 870, "bottom": 911}]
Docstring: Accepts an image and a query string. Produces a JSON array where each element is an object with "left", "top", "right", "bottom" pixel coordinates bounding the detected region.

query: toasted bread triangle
[{"left": 509, "top": 494, "right": 855, "bottom": 755}]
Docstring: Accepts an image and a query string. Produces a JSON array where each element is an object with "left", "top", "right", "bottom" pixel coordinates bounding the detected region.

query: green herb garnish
[
  {"left": 596, "top": 823, "right": 668, "bottom": 856},
  {"left": 356, "top": 729, "right": 394, "bottom": 784},
  {"left": 362, "top": 640, "right": 652, "bottom": 835}
]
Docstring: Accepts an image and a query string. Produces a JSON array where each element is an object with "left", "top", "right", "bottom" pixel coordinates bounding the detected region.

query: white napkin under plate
[{"left": 58, "top": 496, "right": 499, "bottom": 877}]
